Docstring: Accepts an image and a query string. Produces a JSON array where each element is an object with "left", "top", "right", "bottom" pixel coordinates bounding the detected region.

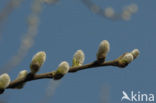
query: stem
[{"left": 7, "top": 60, "right": 119, "bottom": 89}]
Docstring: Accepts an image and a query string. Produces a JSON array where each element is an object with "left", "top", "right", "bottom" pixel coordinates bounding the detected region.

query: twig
[
  {"left": 7, "top": 60, "right": 121, "bottom": 89},
  {"left": 0, "top": 41, "right": 140, "bottom": 94}
]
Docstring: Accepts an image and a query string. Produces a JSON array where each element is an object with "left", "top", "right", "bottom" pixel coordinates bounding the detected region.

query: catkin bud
[
  {"left": 30, "top": 51, "right": 46, "bottom": 74},
  {"left": 96, "top": 40, "right": 110, "bottom": 61},
  {"left": 0, "top": 73, "right": 11, "bottom": 89},
  {"left": 17, "top": 70, "right": 28, "bottom": 79},
  {"left": 120, "top": 53, "right": 134, "bottom": 64},
  {"left": 131, "top": 49, "right": 140, "bottom": 59},
  {"left": 72, "top": 50, "right": 85, "bottom": 67},
  {"left": 15, "top": 70, "right": 28, "bottom": 89},
  {"left": 54, "top": 61, "right": 70, "bottom": 80}
]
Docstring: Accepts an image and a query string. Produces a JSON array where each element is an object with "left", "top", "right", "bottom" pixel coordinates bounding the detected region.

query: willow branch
[
  {"left": 0, "top": 42, "right": 139, "bottom": 95},
  {"left": 7, "top": 60, "right": 120, "bottom": 89}
]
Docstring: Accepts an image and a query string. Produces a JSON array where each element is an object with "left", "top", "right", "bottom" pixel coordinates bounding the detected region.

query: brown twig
[{"left": 7, "top": 59, "right": 122, "bottom": 89}]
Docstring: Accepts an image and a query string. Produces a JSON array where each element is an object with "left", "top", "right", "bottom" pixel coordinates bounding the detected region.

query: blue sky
[{"left": 0, "top": 0, "right": 156, "bottom": 103}]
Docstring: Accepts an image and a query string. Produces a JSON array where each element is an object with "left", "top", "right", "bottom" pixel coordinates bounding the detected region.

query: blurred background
[{"left": 0, "top": 0, "right": 156, "bottom": 103}]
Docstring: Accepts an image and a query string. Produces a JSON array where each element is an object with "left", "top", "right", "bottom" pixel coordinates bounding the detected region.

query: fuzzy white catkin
[
  {"left": 122, "top": 53, "right": 134, "bottom": 63},
  {"left": 0, "top": 73, "right": 11, "bottom": 89},
  {"left": 56, "top": 61, "right": 70, "bottom": 75},
  {"left": 131, "top": 49, "right": 140, "bottom": 59},
  {"left": 30, "top": 51, "right": 46, "bottom": 73},
  {"left": 72, "top": 50, "right": 85, "bottom": 66},
  {"left": 32, "top": 51, "right": 46, "bottom": 65},
  {"left": 104, "top": 7, "right": 115, "bottom": 18},
  {"left": 15, "top": 70, "right": 28, "bottom": 89},
  {"left": 17, "top": 70, "right": 28, "bottom": 79},
  {"left": 96, "top": 40, "right": 110, "bottom": 60}
]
